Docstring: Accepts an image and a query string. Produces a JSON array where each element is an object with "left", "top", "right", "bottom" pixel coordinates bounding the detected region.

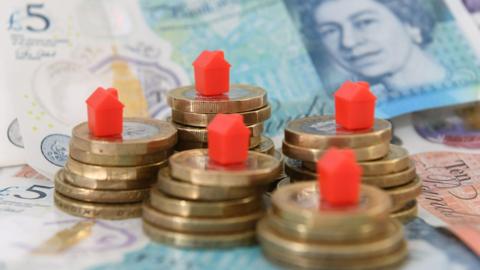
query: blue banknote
[
  {"left": 138, "top": 0, "right": 333, "bottom": 136},
  {"left": 284, "top": 0, "right": 480, "bottom": 119},
  {"left": 90, "top": 218, "right": 480, "bottom": 270}
]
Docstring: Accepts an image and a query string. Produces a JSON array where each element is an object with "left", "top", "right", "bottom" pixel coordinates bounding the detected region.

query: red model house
[
  {"left": 86, "top": 87, "right": 124, "bottom": 137},
  {"left": 207, "top": 114, "right": 250, "bottom": 165},
  {"left": 193, "top": 50, "right": 231, "bottom": 96},
  {"left": 334, "top": 81, "right": 376, "bottom": 130},
  {"left": 317, "top": 148, "right": 362, "bottom": 207}
]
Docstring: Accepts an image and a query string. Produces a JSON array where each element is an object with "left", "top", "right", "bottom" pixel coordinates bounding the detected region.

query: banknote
[
  {"left": 391, "top": 115, "right": 480, "bottom": 155},
  {"left": 0, "top": 0, "right": 189, "bottom": 178},
  {"left": 412, "top": 151, "right": 480, "bottom": 256},
  {"left": 464, "top": 0, "right": 480, "bottom": 25},
  {"left": 0, "top": 65, "right": 24, "bottom": 167},
  {"left": 0, "top": 165, "right": 477, "bottom": 269},
  {"left": 285, "top": 0, "right": 480, "bottom": 118},
  {"left": 412, "top": 102, "right": 480, "bottom": 149},
  {"left": 138, "top": 0, "right": 332, "bottom": 136}
]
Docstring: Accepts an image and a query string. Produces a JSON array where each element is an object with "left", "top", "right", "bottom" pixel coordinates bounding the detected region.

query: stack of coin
[
  {"left": 282, "top": 116, "right": 421, "bottom": 222},
  {"left": 54, "top": 118, "right": 177, "bottom": 220},
  {"left": 142, "top": 149, "right": 282, "bottom": 248},
  {"left": 257, "top": 182, "right": 408, "bottom": 270},
  {"left": 167, "top": 84, "right": 273, "bottom": 152}
]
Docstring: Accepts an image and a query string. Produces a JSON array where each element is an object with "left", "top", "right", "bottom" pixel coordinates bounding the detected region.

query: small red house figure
[
  {"left": 207, "top": 114, "right": 250, "bottom": 165},
  {"left": 86, "top": 87, "right": 124, "bottom": 137},
  {"left": 334, "top": 81, "right": 376, "bottom": 130},
  {"left": 317, "top": 147, "right": 362, "bottom": 207},
  {"left": 193, "top": 50, "right": 231, "bottom": 96}
]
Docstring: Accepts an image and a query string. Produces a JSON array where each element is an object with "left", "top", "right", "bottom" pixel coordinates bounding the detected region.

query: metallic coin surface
[
  {"left": 284, "top": 158, "right": 317, "bottom": 181},
  {"left": 362, "top": 165, "right": 417, "bottom": 188},
  {"left": 272, "top": 182, "right": 391, "bottom": 228},
  {"left": 54, "top": 192, "right": 142, "bottom": 220},
  {"left": 252, "top": 136, "right": 275, "bottom": 155},
  {"left": 143, "top": 203, "right": 263, "bottom": 233},
  {"left": 174, "top": 135, "right": 262, "bottom": 151},
  {"left": 63, "top": 169, "right": 156, "bottom": 190},
  {"left": 303, "top": 144, "right": 411, "bottom": 176},
  {"left": 171, "top": 104, "right": 271, "bottom": 127},
  {"left": 69, "top": 145, "right": 171, "bottom": 166},
  {"left": 55, "top": 170, "right": 149, "bottom": 203},
  {"left": 167, "top": 84, "right": 267, "bottom": 113},
  {"left": 173, "top": 121, "right": 263, "bottom": 142},
  {"left": 150, "top": 188, "right": 261, "bottom": 217},
  {"left": 169, "top": 149, "right": 281, "bottom": 187},
  {"left": 257, "top": 218, "right": 404, "bottom": 259},
  {"left": 265, "top": 210, "right": 386, "bottom": 242},
  {"left": 65, "top": 158, "right": 166, "bottom": 181},
  {"left": 261, "top": 240, "right": 407, "bottom": 270},
  {"left": 143, "top": 221, "right": 256, "bottom": 248},
  {"left": 386, "top": 177, "right": 422, "bottom": 212},
  {"left": 156, "top": 168, "right": 261, "bottom": 201},
  {"left": 285, "top": 116, "right": 391, "bottom": 148},
  {"left": 71, "top": 118, "right": 177, "bottom": 155},
  {"left": 283, "top": 140, "right": 389, "bottom": 162},
  {"left": 390, "top": 200, "right": 418, "bottom": 223}
]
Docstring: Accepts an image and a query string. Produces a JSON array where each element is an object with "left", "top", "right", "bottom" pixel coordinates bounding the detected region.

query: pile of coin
[
  {"left": 142, "top": 149, "right": 282, "bottom": 248},
  {"left": 257, "top": 182, "right": 408, "bottom": 270},
  {"left": 167, "top": 84, "right": 273, "bottom": 152},
  {"left": 282, "top": 116, "right": 421, "bottom": 222},
  {"left": 54, "top": 118, "right": 177, "bottom": 220}
]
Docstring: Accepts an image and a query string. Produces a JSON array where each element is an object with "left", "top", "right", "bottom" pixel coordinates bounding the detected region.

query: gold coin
[
  {"left": 169, "top": 149, "right": 281, "bottom": 187},
  {"left": 390, "top": 200, "right": 417, "bottom": 223},
  {"left": 362, "top": 165, "right": 416, "bottom": 188},
  {"left": 55, "top": 170, "right": 149, "bottom": 203},
  {"left": 149, "top": 188, "right": 261, "bottom": 217},
  {"left": 171, "top": 104, "right": 271, "bottom": 127},
  {"left": 143, "top": 203, "right": 263, "bottom": 233},
  {"left": 358, "top": 145, "right": 411, "bottom": 176},
  {"left": 257, "top": 218, "right": 405, "bottom": 259},
  {"left": 54, "top": 192, "right": 142, "bottom": 220},
  {"left": 261, "top": 240, "right": 407, "bottom": 270},
  {"left": 172, "top": 121, "right": 263, "bottom": 142},
  {"left": 71, "top": 118, "right": 177, "bottom": 155},
  {"left": 284, "top": 158, "right": 317, "bottom": 181},
  {"left": 156, "top": 168, "right": 261, "bottom": 201},
  {"left": 252, "top": 136, "right": 275, "bottom": 155},
  {"left": 65, "top": 158, "right": 166, "bottom": 181},
  {"left": 174, "top": 135, "right": 262, "bottom": 151},
  {"left": 272, "top": 182, "right": 391, "bottom": 228},
  {"left": 284, "top": 116, "right": 391, "bottom": 148},
  {"left": 167, "top": 84, "right": 267, "bottom": 113},
  {"left": 143, "top": 220, "right": 256, "bottom": 248},
  {"left": 69, "top": 145, "right": 171, "bottom": 167},
  {"left": 265, "top": 210, "right": 386, "bottom": 242},
  {"left": 387, "top": 177, "right": 422, "bottom": 212},
  {"left": 63, "top": 168, "right": 155, "bottom": 190},
  {"left": 303, "top": 144, "right": 411, "bottom": 176},
  {"left": 282, "top": 140, "right": 389, "bottom": 162}
]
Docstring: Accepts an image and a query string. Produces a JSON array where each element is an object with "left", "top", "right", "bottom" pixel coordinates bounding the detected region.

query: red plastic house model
[
  {"left": 193, "top": 50, "right": 231, "bottom": 96},
  {"left": 317, "top": 147, "right": 362, "bottom": 207},
  {"left": 335, "top": 81, "right": 376, "bottom": 130},
  {"left": 86, "top": 87, "right": 124, "bottom": 137},
  {"left": 207, "top": 114, "right": 250, "bottom": 165}
]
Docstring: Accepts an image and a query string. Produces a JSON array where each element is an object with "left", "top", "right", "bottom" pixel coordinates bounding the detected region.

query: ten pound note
[{"left": 413, "top": 151, "right": 480, "bottom": 256}]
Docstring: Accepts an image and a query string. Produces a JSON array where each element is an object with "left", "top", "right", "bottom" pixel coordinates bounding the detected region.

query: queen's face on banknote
[{"left": 311, "top": 0, "right": 446, "bottom": 91}]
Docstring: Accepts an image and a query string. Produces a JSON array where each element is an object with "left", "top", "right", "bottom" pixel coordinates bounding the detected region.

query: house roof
[
  {"left": 317, "top": 147, "right": 360, "bottom": 176},
  {"left": 208, "top": 114, "right": 250, "bottom": 136},
  {"left": 86, "top": 87, "right": 124, "bottom": 110},
  {"left": 335, "top": 81, "right": 376, "bottom": 102},
  {"left": 193, "top": 50, "right": 231, "bottom": 69}
]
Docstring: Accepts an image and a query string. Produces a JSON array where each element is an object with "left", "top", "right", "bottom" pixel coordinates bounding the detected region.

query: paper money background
[{"left": 0, "top": 0, "right": 480, "bottom": 269}]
